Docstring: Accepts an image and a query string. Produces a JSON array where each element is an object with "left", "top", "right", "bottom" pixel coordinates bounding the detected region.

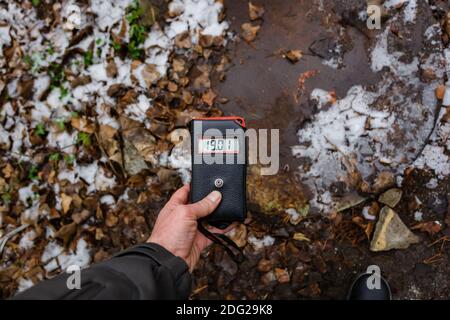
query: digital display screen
[{"left": 198, "top": 138, "right": 239, "bottom": 154}]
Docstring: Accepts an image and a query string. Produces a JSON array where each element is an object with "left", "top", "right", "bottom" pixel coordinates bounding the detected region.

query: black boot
[{"left": 347, "top": 273, "right": 392, "bottom": 300}]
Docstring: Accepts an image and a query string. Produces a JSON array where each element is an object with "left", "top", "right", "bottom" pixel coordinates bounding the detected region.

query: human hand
[{"left": 148, "top": 184, "right": 234, "bottom": 272}]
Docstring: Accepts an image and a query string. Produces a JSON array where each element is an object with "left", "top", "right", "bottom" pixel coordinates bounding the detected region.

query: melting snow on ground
[
  {"left": 41, "top": 238, "right": 91, "bottom": 272},
  {"left": 292, "top": 7, "right": 448, "bottom": 211}
]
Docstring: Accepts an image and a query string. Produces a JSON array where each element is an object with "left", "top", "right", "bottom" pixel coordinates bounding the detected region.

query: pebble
[{"left": 370, "top": 207, "right": 420, "bottom": 252}]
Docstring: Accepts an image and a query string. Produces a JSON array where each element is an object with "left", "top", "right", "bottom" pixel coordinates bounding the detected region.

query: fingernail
[{"left": 208, "top": 190, "right": 221, "bottom": 203}]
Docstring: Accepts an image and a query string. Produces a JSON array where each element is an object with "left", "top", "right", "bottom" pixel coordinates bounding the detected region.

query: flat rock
[
  {"left": 370, "top": 207, "right": 419, "bottom": 252},
  {"left": 247, "top": 166, "right": 309, "bottom": 214},
  {"left": 379, "top": 188, "right": 403, "bottom": 208},
  {"left": 123, "top": 138, "right": 149, "bottom": 176},
  {"left": 335, "top": 192, "right": 367, "bottom": 212}
]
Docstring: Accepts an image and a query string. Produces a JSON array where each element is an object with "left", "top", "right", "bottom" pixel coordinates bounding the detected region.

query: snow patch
[
  {"left": 124, "top": 94, "right": 152, "bottom": 122},
  {"left": 371, "top": 27, "right": 418, "bottom": 77},
  {"left": 16, "top": 278, "right": 34, "bottom": 293},
  {"left": 19, "top": 230, "right": 37, "bottom": 250},
  {"left": 248, "top": 235, "right": 275, "bottom": 250},
  {"left": 414, "top": 145, "right": 450, "bottom": 179},
  {"left": 41, "top": 238, "right": 91, "bottom": 272}
]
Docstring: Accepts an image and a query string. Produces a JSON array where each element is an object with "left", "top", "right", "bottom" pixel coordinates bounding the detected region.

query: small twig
[
  {"left": 0, "top": 224, "right": 30, "bottom": 258},
  {"left": 423, "top": 253, "right": 443, "bottom": 265},
  {"left": 191, "top": 284, "right": 208, "bottom": 296},
  {"left": 427, "top": 236, "right": 449, "bottom": 248},
  {"left": 410, "top": 101, "right": 443, "bottom": 164}
]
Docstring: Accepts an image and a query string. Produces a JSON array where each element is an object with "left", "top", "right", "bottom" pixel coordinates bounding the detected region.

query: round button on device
[{"left": 214, "top": 178, "right": 224, "bottom": 188}]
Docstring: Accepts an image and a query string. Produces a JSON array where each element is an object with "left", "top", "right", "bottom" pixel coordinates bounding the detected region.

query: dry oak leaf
[
  {"left": 105, "top": 212, "right": 119, "bottom": 227},
  {"left": 241, "top": 23, "right": 260, "bottom": 42},
  {"left": 61, "top": 193, "right": 72, "bottom": 214},
  {"left": 71, "top": 117, "right": 95, "bottom": 134},
  {"left": 249, "top": 2, "right": 265, "bottom": 20},
  {"left": 55, "top": 222, "right": 77, "bottom": 246}
]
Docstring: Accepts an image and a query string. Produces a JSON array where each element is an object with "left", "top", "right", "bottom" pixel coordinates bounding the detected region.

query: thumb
[{"left": 186, "top": 190, "right": 222, "bottom": 219}]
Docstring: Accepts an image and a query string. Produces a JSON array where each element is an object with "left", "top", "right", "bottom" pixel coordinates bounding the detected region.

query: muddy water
[{"left": 217, "top": 0, "right": 380, "bottom": 170}]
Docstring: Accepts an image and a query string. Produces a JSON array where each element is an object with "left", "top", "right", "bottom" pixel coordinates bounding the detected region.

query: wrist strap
[{"left": 197, "top": 222, "right": 245, "bottom": 263}]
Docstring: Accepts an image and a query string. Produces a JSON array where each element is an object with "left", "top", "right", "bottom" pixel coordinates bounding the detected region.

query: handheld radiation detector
[{"left": 190, "top": 117, "right": 247, "bottom": 229}]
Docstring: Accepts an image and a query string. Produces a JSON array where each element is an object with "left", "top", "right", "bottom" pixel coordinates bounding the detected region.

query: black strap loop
[{"left": 197, "top": 222, "right": 245, "bottom": 263}]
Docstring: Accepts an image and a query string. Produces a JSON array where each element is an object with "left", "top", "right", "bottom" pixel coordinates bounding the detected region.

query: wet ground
[{"left": 190, "top": 0, "right": 450, "bottom": 299}]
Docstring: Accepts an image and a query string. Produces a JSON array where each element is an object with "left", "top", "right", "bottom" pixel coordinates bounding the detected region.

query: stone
[
  {"left": 335, "top": 192, "right": 367, "bottom": 212},
  {"left": 123, "top": 138, "right": 149, "bottom": 176},
  {"left": 123, "top": 127, "right": 158, "bottom": 166},
  {"left": 370, "top": 207, "right": 419, "bottom": 252},
  {"left": 379, "top": 188, "right": 402, "bottom": 208}
]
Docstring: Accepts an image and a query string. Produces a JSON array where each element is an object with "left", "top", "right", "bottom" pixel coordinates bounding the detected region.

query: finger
[
  {"left": 186, "top": 190, "right": 221, "bottom": 219},
  {"left": 167, "top": 184, "right": 190, "bottom": 206}
]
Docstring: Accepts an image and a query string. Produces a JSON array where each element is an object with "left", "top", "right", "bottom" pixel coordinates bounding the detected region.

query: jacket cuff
[{"left": 114, "top": 242, "right": 191, "bottom": 295}]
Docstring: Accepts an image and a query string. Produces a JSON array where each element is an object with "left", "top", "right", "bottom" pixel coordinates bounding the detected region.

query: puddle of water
[{"left": 216, "top": 0, "right": 380, "bottom": 171}]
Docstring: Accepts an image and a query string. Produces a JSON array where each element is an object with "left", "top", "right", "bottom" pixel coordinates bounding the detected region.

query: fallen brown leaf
[
  {"left": 71, "top": 117, "right": 95, "bottom": 134},
  {"left": 55, "top": 222, "right": 77, "bottom": 246},
  {"left": 435, "top": 84, "right": 445, "bottom": 100},
  {"left": 241, "top": 23, "right": 260, "bottom": 42},
  {"left": 201, "top": 89, "right": 217, "bottom": 106},
  {"left": 284, "top": 50, "right": 303, "bottom": 64},
  {"left": 274, "top": 268, "right": 290, "bottom": 283},
  {"left": 105, "top": 212, "right": 119, "bottom": 227},
  {"left": 248, "top": 2, "right": 265, "bottom": 20},
  {"left": 61, "top": 193, "right": 72, "bottom": 214},
  {"left": 411, "top": 221, "right": 442, "bottom": 236}
]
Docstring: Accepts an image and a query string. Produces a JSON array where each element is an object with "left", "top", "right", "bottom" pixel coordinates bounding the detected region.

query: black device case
[{"left": 190, "top": 118, "right": 247, "bottom": 229}]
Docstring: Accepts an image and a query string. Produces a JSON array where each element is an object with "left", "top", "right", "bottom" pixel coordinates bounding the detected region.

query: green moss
[
  {"left": 64, "top": 154, "right": 75, "bottom": 165},
  {"left": 49, "top": 153, "right": 60, "bottom": 162},
  {"left": 126, "top": 0, "right": 147, "bottom": 60},
  {"left": 54, "top": 119, "right": 66, "bottom": 131},
  {"left": 48, "top": 62, "right": 64, "bottom": 89},
  {"left": 84, "top": 50, "right": 94, "bottom": 67},
  {"left": 77, "top": 132, "right": 91, "bottom": 147},
  {"left": 28, "top": 165, "right": 39, "bottom": 181}
]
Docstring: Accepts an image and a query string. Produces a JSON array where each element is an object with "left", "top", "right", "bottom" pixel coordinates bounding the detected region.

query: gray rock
[
  {"left": 335, "top": 192, "right": 367, "bottom": 212},
  {"left": 379, "top": 188, "right": 403, "bottom": 208},
  {"left": 370, "top": 207, "right": 419, "bottom": 252}
]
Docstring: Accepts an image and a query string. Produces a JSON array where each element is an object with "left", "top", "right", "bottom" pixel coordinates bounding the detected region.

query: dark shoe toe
[{"left": 347, "top": 273, "right": 392, "bottom": 300}]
